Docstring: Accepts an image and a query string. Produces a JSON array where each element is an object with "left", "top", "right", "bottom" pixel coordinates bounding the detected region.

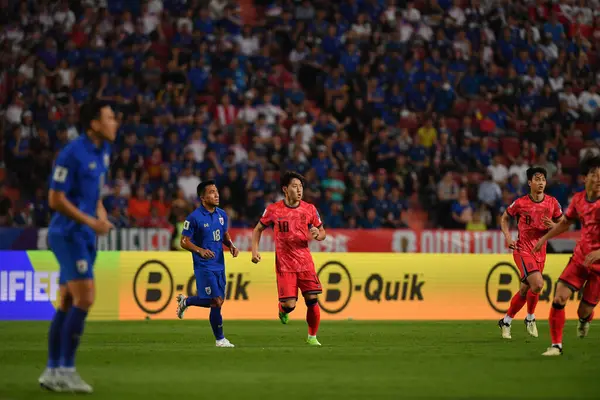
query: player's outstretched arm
[
  {"left": 532, "top": 217, "right": 572, "bottom": 253},
  {"left": 499, "top": 211, "right": 515, "bottom": 249},
  {"left": 48, "top": 189, "right": 112, "bottom": 235},
  {"left": 180, "top": 236, "right": 215, "bottom": 259},
  {"left": 251, "top": 222, "right": 266, "bottom": 263}
]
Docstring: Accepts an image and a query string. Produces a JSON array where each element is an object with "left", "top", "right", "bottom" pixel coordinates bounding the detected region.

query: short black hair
[
  {"left": 580, "top": 155, "right": 600, "bottom": 176},
  {"left": 79, "top": 100, "right": 112, "bottom": 132},
  {"left": 526, "top": 167, "right": 547, "bottom": 181},
  {"left": 197, "top": 180, "right": 216, "bottom": 198},
  {"left": 281, "top": 171, "right": 305, "bottom": 189}
]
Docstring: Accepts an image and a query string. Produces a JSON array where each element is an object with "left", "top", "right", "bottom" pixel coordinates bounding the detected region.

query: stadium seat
[
  {"left": 567, "top": 136, "right": 585, "bottom": 155},
  {"left": 500, "top": 137, "right": 520, "bottom": 158},
  {"left": 559, "top": 154, "right": 579, "bottom": 173},
  {"left": 446, "top": 118, "right": 460, "bottom": 134},
  {"left": 575, "top": 123, "right": 594, "bottom": 137},
  {"left": 557, "top": 173, "right": 573, "bottom": 186}
]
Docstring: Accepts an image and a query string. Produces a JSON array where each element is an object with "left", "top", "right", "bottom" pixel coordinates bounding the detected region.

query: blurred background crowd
[{"left": 0, "top": 0, "right": 599, "bottom": 233}]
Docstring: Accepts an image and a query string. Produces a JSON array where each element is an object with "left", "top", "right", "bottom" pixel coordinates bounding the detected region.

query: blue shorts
[
  {"left": 194, "top": 269, "right": 226, "bottom": 299},
  {"left": 48, "top": 234, "right": 96, "bottom": 285}
]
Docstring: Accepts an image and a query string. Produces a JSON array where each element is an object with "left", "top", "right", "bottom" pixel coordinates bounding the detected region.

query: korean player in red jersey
[
  {"left": 250, "top": 171, "right": 326, "bottom": 346},
  {"left": 498, "top": 167, "right": 563, "bottom": 339},
  {"left": 533, "top": 156, "right": 600, "bottom": 356}
]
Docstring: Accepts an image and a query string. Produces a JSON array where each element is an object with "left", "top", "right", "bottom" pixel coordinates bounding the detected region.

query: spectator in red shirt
[{"left": 128, "top": 186, "right": 151, "bottom": 224}]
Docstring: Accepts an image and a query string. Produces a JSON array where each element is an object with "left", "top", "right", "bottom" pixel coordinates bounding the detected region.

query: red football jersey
[
  {"left": 507, "top": 194, "right": 562, "bottom": 262},
  {"left": 565, "top": 191, "right": 600, "bottom": 266},
  {"left": 259, "top": 200, "right": 323, "bottom": 272}
]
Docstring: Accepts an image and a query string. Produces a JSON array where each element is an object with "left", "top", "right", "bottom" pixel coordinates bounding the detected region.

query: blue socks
[
  {"left": 210, "top": 307, "right": 224, "bottom": 340},
  {"left": 186, "top": 296, "right": 211, "bottom": 308},
  {"left": 47, "top": 310, "right": 67, "bottom": 368},
  {"left": 60, "top": 307, "right": 88, "bottom": 368}
]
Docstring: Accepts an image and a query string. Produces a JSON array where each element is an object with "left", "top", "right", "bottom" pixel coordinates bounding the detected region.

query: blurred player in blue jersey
[
  {"left": 38, "top": 101, "right": 118, "bottom": 393},
  {"left": 176, "top": 180, "right": 239, "bottom": 347}
]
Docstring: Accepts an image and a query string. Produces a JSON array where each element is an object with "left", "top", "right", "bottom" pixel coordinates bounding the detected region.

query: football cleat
[
  {"left": 542, "top": 345, "right": 563, "bottom": 356},
  {"left": 38, "top": 368, "right": 64, "bottom": 392},
  {"left": 216, "top": 338, "right": 235, "bottom": 348},
  {"left": 306, "top": 336, "right": 321, "bottom": 346},
  {"left": 577, "top": 320, "right": 590, "bottom": 338},
  {"left": 525, "top": 318, "right": 539, "bottom": 338},
  {"left": 176, "top": 294, "right": 187, "bottom": 319},
  {"left": 279, "top": 310, "right": 289, "bottom": 325},
  {"left": 498, "top": 319, "right": 512, "bottom": 339},
  {"left": 58, "top": 369, "right": 93, "bottom": 393}
]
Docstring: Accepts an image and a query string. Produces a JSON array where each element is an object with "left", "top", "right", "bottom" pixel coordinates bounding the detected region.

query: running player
[
  {"left": 251, "top": 171, "right": 326, "bottom": 346},
  {"left": 175, "top": 180, "right": 238, "bottom": 348},
  {"left": 498, "top": 167, "right": 563, "bottom": 339},
  {"left": 533, "top": 155, "right": 600, "bottom": 356},
  {"left": 38, "top": 101, "right": 117, "bottom": 393}
]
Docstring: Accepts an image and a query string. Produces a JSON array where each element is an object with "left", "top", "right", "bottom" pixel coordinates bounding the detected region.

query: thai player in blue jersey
[
  {"left": 176, "top": 180, "right": 239, "bottom": 347},
  {"left": 38, "top": 101, "right": 118, "bottom": 393}
]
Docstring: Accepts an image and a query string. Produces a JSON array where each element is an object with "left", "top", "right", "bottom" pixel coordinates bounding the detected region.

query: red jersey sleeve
[
  {"left": 552, "top": 197, "right": 563, "bottom": 220},
  {"left": 565, "top": 195, "right": 580, "bottom": 221},
  {"left": 506, "top": 198, "right": 521, "bottom": 217},
  {"left": 259, "top": 204, "right": 275, "bottom": 227},
  {"left": 310, "top": 205, "right": 323, "bottom": 228}
]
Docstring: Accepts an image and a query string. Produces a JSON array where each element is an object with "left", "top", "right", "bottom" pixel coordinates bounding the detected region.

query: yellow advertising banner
[{"left": 118, "top": 253, "right": 583, "bottom": 321}]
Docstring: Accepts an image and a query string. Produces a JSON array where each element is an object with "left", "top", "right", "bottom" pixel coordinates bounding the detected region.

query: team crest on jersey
[
  {"left": 219, "top": 216, "right": 224, "bottom": 225},
  {"left": 76, "top": 260, "right": 88, "bottom": 274},
  {"left": 205, "top": 286, "right": 212, "bottom": 295},
  {"left": 104, "top": 154, "right": 110, "bottom": 167}
]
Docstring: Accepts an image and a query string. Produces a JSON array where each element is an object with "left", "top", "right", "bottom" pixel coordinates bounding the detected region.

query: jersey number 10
[
  {"left": 213, "top": 230, "right": 221, "bottom": 241},
  {"left": 278, "top": 221, "right": 289, "bottom": 232}
]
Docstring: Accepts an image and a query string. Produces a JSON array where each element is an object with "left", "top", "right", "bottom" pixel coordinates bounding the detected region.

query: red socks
[
  {"left": 306, "top": 302, "right": 320, "bottom": 336},
  {"left": 526, "top": 291, "right": 539, "bottom": 315},
  {"left": 549, "top": 303, "right": 566, "bottom": 345},
  {"left": 507, "top": 292, "right": 527, "bottom": 318}
]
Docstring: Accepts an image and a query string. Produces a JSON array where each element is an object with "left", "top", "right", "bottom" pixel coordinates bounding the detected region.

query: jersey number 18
[{"left": 213, "top": 230, "right": 221, "bottom": 241}]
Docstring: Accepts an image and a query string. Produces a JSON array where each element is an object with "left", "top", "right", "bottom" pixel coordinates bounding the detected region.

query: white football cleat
[
  {"left": 542, "top": 345, "right": 563, "bottom": 356},
  {"left": 38, "top": 368, "right": 63, "bottom": 392},
  {"left": 176, "top": 294, "right": 187, "bottom": 319},
  {"left": 525, "top": 318, "right": 539, "bottom": 338},
  {"left": 216, "top": 338, "right": 235, "bottom": 348},
  {"left": 498, "top": 319, "right": 511, "bottom": 339},
  {"left": 577, "top": 320, "right": 590, "bottom": 338},
  {"left": 59, "top": 369, "right": 93, "bottom": 393}
]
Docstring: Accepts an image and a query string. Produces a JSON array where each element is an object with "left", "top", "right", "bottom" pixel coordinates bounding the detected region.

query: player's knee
[
  {"left": 530, "top": 281, "right": 544, "bottom": 294},
  {"left": 211, "top": 297, "right": 224, "bottom": 308},
  {"left": 305, "top": 297, "right": 318, "bottom": 307},
  {"left": 281, "top": 299, "right": 297, "bottom": 309},
  {"left": 73, "top": 294, "right": 94, "bottom": 310}
]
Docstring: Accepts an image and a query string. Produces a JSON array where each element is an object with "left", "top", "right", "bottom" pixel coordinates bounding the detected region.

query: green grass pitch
[{"left": 0, "top": 320, "right": 599, "bottom": 399}]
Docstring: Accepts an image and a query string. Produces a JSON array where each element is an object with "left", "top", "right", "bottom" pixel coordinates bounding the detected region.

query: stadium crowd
[{"left": 0, "top": 0, "right": 600, "bottom": 232}]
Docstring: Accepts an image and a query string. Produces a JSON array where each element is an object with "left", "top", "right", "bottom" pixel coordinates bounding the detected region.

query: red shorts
[
  {"left": 276, "top": 270, "right": 322, "bottom": 300},
  {"left": 560, "top": 258, "right": 600, "bottom": 306},
  {"left": 513, "top": 253, "right": 544, "bottom": 282}
]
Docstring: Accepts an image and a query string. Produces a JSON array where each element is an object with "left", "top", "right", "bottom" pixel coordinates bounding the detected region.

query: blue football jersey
[
  {"left": 182, "top": 205, "right": 228, "bottom": 271},
  {"left": 48, "top": 135, "right": 111, "bottom": 243}
]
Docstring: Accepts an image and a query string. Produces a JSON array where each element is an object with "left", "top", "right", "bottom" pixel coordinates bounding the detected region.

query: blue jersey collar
[
  {"left": 199, "top": 203, "right": 217, "bottom": 215},
  {"left": 82, "top": 132, "right": 105, "bottom": 153}
]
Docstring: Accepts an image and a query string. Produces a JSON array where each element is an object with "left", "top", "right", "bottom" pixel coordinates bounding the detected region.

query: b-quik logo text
[
  {"left": 316, "top": 261, "right": 425, "bottom": 314},
  {"left": 133, "top": 260, "right": 250, "bottom": 314},
  {"left": 485, "top": 262, "right": 583, "bottom": 314}
]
